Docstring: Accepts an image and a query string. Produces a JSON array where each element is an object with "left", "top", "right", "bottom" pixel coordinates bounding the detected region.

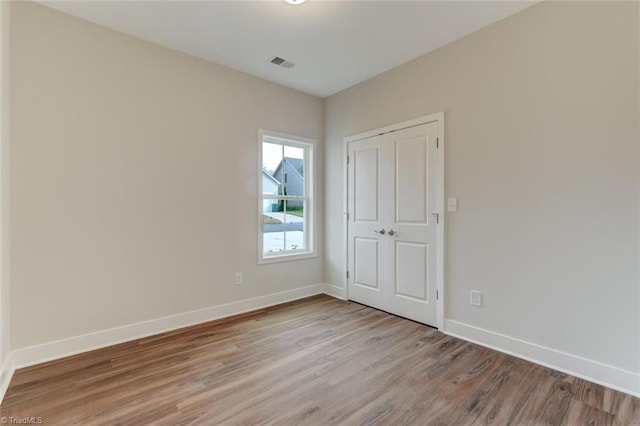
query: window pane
[
  {"left": 263, "top": 211, "right": 285, "bottom": 255},
  {"left": 283, "top": 145, "right": 305, "bottom": 197},
  {"left": 284, "top": 200, "right": 305, "bottom": 251},
  {"left": 284, "top": 145, "right": 303, "bottom": 160},
  {"left": 262, "top": 142, "right": 283, "bottom": 196}
]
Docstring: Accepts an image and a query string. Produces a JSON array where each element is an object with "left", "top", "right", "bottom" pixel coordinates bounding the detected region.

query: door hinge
[
  {"left": 436, "top": 137, "right": 439, "bottom": 148},
  {"left": 346, "top": 212, "right": 350, "bottom": 220},
  {"left": 346, "top": 270, "right": 349, "bottom": 279},
  {"left": 347, "top": 155, "right": 350, "bottom": 164},
  {"left": 436, "top": 290, "right": 439, "bottom": 300}
]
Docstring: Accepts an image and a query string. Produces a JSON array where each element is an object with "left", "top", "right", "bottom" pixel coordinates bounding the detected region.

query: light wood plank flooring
[{"left": 1, "top": 295, "right": 638, "bottom": 425}]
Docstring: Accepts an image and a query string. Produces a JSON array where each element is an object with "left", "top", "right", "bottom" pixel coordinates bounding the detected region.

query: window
[{"left": 259, "top": 130, "right": 315, "bottom": 263}]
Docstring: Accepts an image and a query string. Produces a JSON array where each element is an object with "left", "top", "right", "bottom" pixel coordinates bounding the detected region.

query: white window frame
[{"left": 258, "top": 129, "right": 316, "bottom": 264}]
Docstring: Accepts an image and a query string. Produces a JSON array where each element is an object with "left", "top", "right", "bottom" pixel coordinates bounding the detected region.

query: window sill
[{"left": 259, "top": 251, "right": 317, "bottom": 264}]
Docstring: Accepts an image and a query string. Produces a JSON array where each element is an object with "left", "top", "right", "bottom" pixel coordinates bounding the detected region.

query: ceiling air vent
[{"left": 270, "top": 56, "right": 295, "bottom": 69}]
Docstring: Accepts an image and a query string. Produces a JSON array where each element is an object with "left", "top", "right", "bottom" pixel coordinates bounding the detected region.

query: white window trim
[{"left": 258, "top": 129, "right": 316, "bottom": 264}]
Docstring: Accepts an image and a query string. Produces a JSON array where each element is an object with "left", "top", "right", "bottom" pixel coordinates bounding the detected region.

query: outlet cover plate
[{"left": 470, "top": 290, "right": 482, "bottom": 307}]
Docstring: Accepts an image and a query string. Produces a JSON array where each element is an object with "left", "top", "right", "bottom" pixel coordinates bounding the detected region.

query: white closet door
[{"left": 347, "top": 121, "right": 439, "bottom": 326}]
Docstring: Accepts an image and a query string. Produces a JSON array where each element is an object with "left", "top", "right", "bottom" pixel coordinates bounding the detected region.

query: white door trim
[{"left": 343, "top": 112, "right": 445, "bottom": 330}]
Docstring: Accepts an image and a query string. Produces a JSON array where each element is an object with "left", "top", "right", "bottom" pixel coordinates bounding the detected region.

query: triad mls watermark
[{"left": 0, "top": 417, "right": 44, "bottom": 425}]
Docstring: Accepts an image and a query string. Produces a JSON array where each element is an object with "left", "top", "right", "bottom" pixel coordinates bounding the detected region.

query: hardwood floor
[{"left": 1, "top": 295, "right": 638, "bottom": 425}]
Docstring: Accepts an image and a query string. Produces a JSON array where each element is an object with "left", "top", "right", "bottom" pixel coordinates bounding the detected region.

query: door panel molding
[
  {"left": 395, "top": 135, "right": 428, "bottom": 224},
  {"left": 353, "top": 146, "right": 380, "bottom": 222},
  {"left": 395, "top": 240, "right": 429, "bottom": 302},
  {"left": 354, "top": 237, "right": 380, "bottom": 290}
]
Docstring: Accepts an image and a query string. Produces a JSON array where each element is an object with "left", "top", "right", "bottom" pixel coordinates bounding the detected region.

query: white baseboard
[
  {"left": 444, "top": 319, "right": 640, "bottom": 398},
  {"left": 12, "top": 283, "right": 326, "bottom": 371},
  {"left": 0, "top": 352, "right": 14, "bottom": 403},
  {"left": 323, "top": 283, "right": 346, "bottom": 300}
]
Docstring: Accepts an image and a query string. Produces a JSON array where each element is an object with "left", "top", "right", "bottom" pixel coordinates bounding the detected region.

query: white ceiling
[{"left": 40, "top": 1, "right": 536, "bottom": 98}]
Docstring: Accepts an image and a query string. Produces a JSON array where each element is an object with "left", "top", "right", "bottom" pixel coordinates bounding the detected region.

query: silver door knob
[
  {"left": 373, "top": 229, "right": 386, "bottom": 235},
  {"left": 387, "top": 229, "right": 396, "bottom": 236}
]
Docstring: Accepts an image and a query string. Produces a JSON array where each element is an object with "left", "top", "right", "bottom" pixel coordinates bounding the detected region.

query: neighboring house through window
[
  {"left": 262, "top": 170, "right": 280, "bottom": 212},
  {"left": 272, "top": 157, "right": 304, "bottom": 209},
  {"left": 259, "top": 130, "right": 315, "bottom": 263}
]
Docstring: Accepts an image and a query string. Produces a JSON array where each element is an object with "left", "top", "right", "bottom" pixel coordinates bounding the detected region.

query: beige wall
[
  {"left": 325, "top": 1, "right": 640, "bottom": 373},
  {"left": 11, "top": 2, "right": 323, "bottom": 349},
  {"left": 0, "top": 0, "right": 11, "bottom": 368}
]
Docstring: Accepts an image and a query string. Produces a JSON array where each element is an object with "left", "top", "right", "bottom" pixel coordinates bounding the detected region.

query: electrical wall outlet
[
  {"left": 234, "top": 272, "right": 243, "bottom": 285},
  {"left": 470, "top": 290, "right": 482, "bottom": 307}
]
